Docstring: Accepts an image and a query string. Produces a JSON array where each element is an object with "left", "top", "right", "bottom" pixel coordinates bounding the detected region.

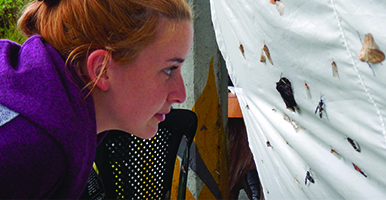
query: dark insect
[
  {"left": 305, "top": 171, "right": 315, "bottom": 185},
  {"left": 266, "top": 141, "right": 272, "bottom": 147},
  {"left": 352, "top": 163, "right": 367, "bottom": 178},
  {"left": 314, "top": 95, "right": 325, "bottom": 118},
  {"left": 347, "top": 137, "right": 361, "bottom": 152},
  {"left": 276, "top": 76, "right": 299, "bottom": 112}
]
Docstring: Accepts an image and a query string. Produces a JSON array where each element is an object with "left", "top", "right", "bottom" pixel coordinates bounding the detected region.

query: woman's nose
[{"left": 168, "top": 74, "right": 186, "bottom": 104}]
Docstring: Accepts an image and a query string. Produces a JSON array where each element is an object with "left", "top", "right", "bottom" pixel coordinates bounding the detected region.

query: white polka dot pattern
[{"left": 104, "top": 128, "right": 172, "bottom": 199}]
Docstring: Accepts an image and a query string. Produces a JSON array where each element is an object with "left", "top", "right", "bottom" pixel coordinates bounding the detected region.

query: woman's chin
[{"left": 132, "top": 126, "right": 158, "bottom": 140}]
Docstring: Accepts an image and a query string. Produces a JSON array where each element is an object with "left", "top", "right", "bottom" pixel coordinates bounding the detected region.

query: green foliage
[{"left": 0, "top": 0, "right": 29, "bottom": 43}]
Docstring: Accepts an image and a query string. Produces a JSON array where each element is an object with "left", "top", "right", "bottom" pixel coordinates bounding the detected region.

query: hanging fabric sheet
[{"left": 210, "top": 0, "right": 386, "bottom": 199}]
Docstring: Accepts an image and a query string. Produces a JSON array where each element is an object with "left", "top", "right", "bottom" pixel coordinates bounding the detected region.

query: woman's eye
[{"left": 164, "top": 66, "right": 178, "bottom": 75}]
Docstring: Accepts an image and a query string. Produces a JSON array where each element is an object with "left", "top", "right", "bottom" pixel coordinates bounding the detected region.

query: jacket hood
[{"left": 0, "top": 35, "right": 97, "bottom": 198}]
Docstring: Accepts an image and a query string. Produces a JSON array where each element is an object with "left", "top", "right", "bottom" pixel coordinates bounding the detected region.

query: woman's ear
[{"left": 87, "top": 49, "right": 110, "bottom": 91}]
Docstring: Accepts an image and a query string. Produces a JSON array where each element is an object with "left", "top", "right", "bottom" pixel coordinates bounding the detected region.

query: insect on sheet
[{"left": 210, "top": 0, "right": 386, "bottom": 199}]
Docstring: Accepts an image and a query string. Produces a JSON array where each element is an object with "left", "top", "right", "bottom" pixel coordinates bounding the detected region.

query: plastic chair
[{"left": 81, "top": 109, "right": 197, "bottom": 199}]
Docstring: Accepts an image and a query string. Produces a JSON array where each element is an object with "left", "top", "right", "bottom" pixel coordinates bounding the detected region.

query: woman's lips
[{"left": 154, "top": 113, "right": 166, "bottom": 122}]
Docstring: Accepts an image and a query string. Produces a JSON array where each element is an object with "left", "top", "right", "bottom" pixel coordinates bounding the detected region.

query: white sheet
[{"left": 211, "top": 0, "right": 386, "bottom": 199}]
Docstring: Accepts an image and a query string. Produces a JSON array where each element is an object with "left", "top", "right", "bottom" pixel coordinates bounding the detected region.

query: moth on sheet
[
  {"left": 283, "top": 113, "right": 305, "bottom": 132},
  {"left": 293, "top": 178, "right": 302, "bottom": 189},
  {"left": 358, "top": 33, "right": 385, "bottom": 64},
  {"left": 331, "top": 61, "right": 339, "bottom": 78},
  {"left": 330, "top": 147, "right": 343, "bottom": 159},
  {"left": 352, "top": 163, "right": 367, "bottom": 178},
  {"left": 266, "top": 141, "right": 272, "bottom": 147},
  {"left": 304, "top": 82, "right": 311, "bottom": 100},
  {"left": 276, "top": 76, "right": 299, "bottom": 112},
  {"left": 262, "top": 44, "right": 274, "bottom": 65},
  {"left": 260, "top": 49, "right": 267, "bottom": 63},
  {"left": 347, "top": 137, "right": 361, "bottom": 152},
  {"left": 314, "top": 95, "right": 325, "bottom": 119},
  {"left": 305, "top": 171, "right": 315, "bottom": 185},
  {"left": 330, "top": 148, "right": 341, "bottom": 156},
  {"left": 270, "top": 0, "right": 285, "bottom": 16},
  {"left": 238, "top": 44, "right": 245, "bottom": 58}
]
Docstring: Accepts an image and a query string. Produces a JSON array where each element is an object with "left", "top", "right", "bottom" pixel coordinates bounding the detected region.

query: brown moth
[
  {"left": 358, "top": 33, "right": 385, "bottom": 63},
  {"left": 263, "top": 44, "right": 274, "bottom": 65},
  {"left": 239, "top": 44, "right": 245, "bottom": 58},
  {"left": 352, "top": 163, "right": 367, "bottom": 178},
  {"left": 330, "top": 148, "right": 341, "bottom": 156}
]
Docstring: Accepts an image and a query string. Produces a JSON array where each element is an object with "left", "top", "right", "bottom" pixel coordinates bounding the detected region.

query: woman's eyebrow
[{"left": 167, "top": 57, "right": 185, "bottom": 63}]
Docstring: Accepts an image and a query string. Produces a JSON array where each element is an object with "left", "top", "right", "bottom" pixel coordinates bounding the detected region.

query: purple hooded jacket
[{"left": 0, "top": 35, "right": 98, "bottom": 198}]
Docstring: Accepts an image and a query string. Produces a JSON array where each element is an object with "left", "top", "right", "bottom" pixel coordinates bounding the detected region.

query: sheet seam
[{"left": 330, "top": 0, "right": 386, "bottom": 140}]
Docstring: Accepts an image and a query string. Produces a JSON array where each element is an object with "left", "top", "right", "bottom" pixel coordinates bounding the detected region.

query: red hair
[{"left": 18, "top": 0, "right": 192, "bottom": 87}]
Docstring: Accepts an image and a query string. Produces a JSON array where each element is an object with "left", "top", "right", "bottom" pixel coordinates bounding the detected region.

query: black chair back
[{"left": 81, "top": 109, "right": 197, "bottom": 199}]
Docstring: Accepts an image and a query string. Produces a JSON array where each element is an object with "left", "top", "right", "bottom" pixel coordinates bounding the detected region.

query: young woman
[{"left": 0, "top": 0, "right": 193, "bottom": 198}]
